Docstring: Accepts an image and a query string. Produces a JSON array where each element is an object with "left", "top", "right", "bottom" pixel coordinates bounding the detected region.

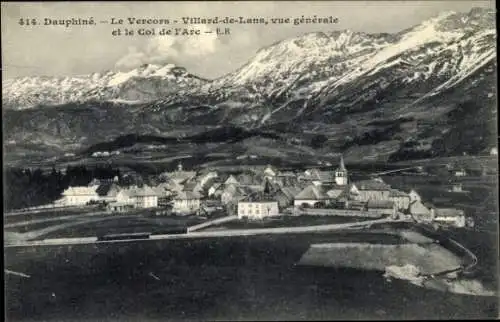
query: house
[
  {"left": 432, "top": 208, "right": 466, "bottom": 228},
  {"left": 237, "top": 181, "right": 279, "bottom": 220},
  {"left": 324, "top": 184, "right": 348, "bottom": 199},
  {"left": 89, "top": 176, "right": 119, "bottom": 187},
  {"left": 172, "top": 191, "right": 201, "bottom": 214},
  {"left": 197, "top": 174, "right": 220, "bottom": 194},
  {"left": 164, "top": 180, "right": 184, "bottom": 195},
  {"left": 221, "top": 184, "right": 250, "bottom": 205},
  {"left": 237, "top": 172, "right": 266, "bottom": 191},
  {"left": 294, "top": 185, "right": 330, "bottom": 208},
  {"left": 334, "top": 155, "right": 348, "bottom": 186},
  {"left": 408, "top": 189, "right": 422, "bottom": 203},
  {"left": 299, "top": 168, "right": 335, "bottom": 186},
  {"left": 349, "top": 178, "right": 392, "bottom": 202},
  {"left": 197, "top": 170, "right": 218, "bottom": 187},
  {"left": 490, "top": 147, "right": 498, "bottom": 156},
  {"left": 59, "top": 186, "right": 100, "bottom": 206},
  {"left": 276, "top": 171, "right": 299, "bottom": 187},
  {"left": 408, "top": 199, "right": 433, "bottom": 222},
  {"left": 224, "top": 175, "right": 240, "bottom": 186},
  {"left": 161, "top": 162, "right": 197, "bottom": 184},
  {"left": 275, "top": 186, "right": 302, "bottom": 209},
  {"left": 366, "top": 200, "right": 396, "bottom": 216},
  {"left": 449, "top": 183, "right": 465, "bottom": 193},
  {"left": 130, "top": 186, "right": 158, "bottom": 208},
  {"left": 183, "top": 181, "right": 204, "bottom": 195},
  {"left": 88, "top": 178, "right": 102, "bottom": 187},
  {"left": 454, "top": 168, "right": 467, "bottom": 177},
  {"left": 151, "top": 182, "right": 174, "bottom": 207},
  {"left": 389, "top": 189, "right": 411, "bottom": 211},
  {"left": 114, "top": 185, "right": 158, "bottom": 208},
  {"left": 238, "top": 172, "right": 263, "bottom": 185},
  {"left": 208, "top": 182, "right": 223, "bottom": 198}
]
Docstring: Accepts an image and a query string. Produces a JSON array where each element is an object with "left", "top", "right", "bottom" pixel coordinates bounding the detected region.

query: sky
[{"left": 1, "top": 1, "right": 494, "bottom": 80}]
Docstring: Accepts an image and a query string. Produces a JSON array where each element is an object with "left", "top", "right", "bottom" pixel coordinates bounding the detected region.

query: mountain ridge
[{"left": 2, "top": 7, "right": 497, "bottom": 165}]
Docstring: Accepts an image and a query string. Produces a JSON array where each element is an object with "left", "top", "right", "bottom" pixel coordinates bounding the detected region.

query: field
[
  {"left": 4, "top": 212, "right": 205, "bottom": 241},
  {"left": 207, "top": 215, "right": 373, "bottom": 231},
  {"left": 39, "top": 215, "right": 204, "bottom": 239},
  {"left": 6, "top": 219, "right": 76, "bottom": 234},
  {"left": 4, "top": 207, "right": 100, "bottom": 225},
  {"left": 5, "top": 233, "right": 498, "bottom": 321}
]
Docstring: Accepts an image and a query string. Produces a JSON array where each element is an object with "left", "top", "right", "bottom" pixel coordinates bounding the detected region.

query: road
[
  {"left": 5, "top": 217, "right": 411, "bottom": 248},
  {"left": 414, "top": 224, "right": 478, "bottom": 278}
]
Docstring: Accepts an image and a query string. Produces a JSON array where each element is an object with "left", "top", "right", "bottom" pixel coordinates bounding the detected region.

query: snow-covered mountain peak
[
  {"left": 2, "top": 7, "right": 495, "bottom": 112},
  {"left": 2, "top": 62, "right": 206, "bottom": 109}
]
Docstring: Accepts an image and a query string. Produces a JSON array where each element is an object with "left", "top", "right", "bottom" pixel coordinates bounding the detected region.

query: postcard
[{"left": 2, "top": 1, "right": 498, "bottom": 321}]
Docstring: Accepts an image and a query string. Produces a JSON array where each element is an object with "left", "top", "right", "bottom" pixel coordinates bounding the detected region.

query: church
[
  {"left": 299, "top": 155, "right": 349, "bottom": 187},
  {"left": 294, "top": 155, "right": 350, "bottom": 207}
]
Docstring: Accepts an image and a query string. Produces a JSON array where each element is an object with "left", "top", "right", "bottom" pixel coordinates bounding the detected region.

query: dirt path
[
  {"left": 8, "top": 215, "right": 137, "bottom": 242},
  {"left": 5, "top": 210, "right": 110, "bottom": 228}
]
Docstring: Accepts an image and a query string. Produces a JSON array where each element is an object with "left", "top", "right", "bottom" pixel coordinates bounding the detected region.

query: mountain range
[{"left": 3, "top": 8, "right": 497, "bottom": 167}]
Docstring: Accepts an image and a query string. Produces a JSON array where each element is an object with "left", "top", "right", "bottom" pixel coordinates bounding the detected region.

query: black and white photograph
[{"left": 2, "top": 1, "right": 498, "bottom": 320}]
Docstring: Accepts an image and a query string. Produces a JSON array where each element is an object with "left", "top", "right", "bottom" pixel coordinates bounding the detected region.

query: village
[{"left": 43, "top": 156, "right": 472, "bottom": 229}]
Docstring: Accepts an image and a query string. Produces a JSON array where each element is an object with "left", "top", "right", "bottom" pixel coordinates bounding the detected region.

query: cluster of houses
[{"left": 55, "top": 157, "right": 468, "bottom": 227}]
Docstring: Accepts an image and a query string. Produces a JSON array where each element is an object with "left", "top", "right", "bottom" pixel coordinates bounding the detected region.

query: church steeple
[
  {"left": 339, "top": 155, "right": 346, "bottom": 171},
  {"left": 335, "top": 154, "right": 348, "bottom": 186}
]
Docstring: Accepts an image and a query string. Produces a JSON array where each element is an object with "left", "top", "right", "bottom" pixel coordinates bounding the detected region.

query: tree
[{"left": 314, "top": 202, "right": 326, "bottom": 208}]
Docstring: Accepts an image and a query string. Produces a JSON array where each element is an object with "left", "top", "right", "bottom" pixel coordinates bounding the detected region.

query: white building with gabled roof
[
  {"left": 59, "top": 186, "right": 100, "bottom": 206},
  {"left": 113, "top": 185, "right": 158, "bottom": 209},
  {"left": 237, "top": 181, "right": 279, "bottom": 220},
  {"left": 173, "top": 191, "right": 201, "bottom": 214}
]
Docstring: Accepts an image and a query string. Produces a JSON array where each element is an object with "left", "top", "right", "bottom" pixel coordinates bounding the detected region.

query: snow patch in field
[{"left": 384, "top": 264, "right": 496, "bottom": 297}]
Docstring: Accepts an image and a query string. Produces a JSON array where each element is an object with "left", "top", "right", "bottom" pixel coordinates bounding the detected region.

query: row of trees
[{"left": 4, "top": 165, "right": 121, "bottom": 211}]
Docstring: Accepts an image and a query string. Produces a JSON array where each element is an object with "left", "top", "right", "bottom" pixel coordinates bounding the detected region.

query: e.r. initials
[{"left": 216, "top": 28, "right": 230, "bottom": 35}]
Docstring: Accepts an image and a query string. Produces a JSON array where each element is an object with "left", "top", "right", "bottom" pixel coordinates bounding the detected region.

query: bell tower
[{"left": 335, "top": 155, "right": 348, "bottom": 186}]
